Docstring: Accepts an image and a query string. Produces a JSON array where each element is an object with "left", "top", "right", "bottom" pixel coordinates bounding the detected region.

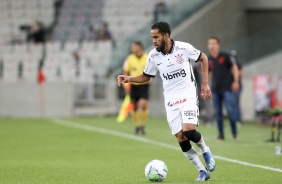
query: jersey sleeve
[
  {"left": 186, "top": 43, "right": 201, "bottom": 62},
  {"left": 143, "top": 54, "right": 157, "bottom": 77},
  {"left": 123, "top": 57, "right": 130, "bottom": 73}
]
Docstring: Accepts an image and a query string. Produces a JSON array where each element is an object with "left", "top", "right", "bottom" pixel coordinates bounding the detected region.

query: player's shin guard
[
  {"left": 179, "top": 140, "right": 191, "bottom": 152},
  {"left": 184, "top": 130, "right": 201, "bottom": 143}
]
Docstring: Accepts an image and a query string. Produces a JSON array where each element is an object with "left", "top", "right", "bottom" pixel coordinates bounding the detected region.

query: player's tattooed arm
[
  {"left": 117, "top": 73, "right": 150, "bottom": 86},
  {"left": 199, "top": 53, "right": 212, "bottom": 100}
]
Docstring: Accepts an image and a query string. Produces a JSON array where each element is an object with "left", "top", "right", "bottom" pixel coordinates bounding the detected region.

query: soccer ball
[{"left": 145, "top": 160, "right": 168, "bottom": 182}]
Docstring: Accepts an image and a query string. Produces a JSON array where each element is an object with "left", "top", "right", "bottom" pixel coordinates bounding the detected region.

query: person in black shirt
[{"left": 208, "top": 37, "right": 240, "bottom": 140}]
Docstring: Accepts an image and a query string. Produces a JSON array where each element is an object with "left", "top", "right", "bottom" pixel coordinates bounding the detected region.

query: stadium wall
[
  {"left": 243, "top": 50, "right": 282, "bottom": 78},
  {"left": 0, "top": 83, "right": 74, "bottom": 117},
  {"left": 169, "top": 0, "right": 282, "bottom": 121},
  {"left": 245, "top": 0, "right": 282, "bottom": 9},
  {"left": 172, "top": 0, "right": 248, "bottom": 53}
]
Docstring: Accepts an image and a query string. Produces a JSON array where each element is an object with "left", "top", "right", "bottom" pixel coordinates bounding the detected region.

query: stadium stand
[
  {"left": 53, "top": 0, "right": 181, "bottom": 42},
  {"left": 53, "top": 0, "right": 103, "bottom": 41},
  {"left": 0, "top": 0, "right": 187, "bottom": 85},
  {"left": 0, "top": 0, "right": 54, "bottom": 43},
  {"left": 3, "top": 0, "right": 281, "bottom": 118}
]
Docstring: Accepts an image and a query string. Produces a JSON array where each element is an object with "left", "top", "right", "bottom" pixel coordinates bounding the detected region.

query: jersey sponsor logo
[
  {"left": 151, "top": 53, "right": 159, "bottom": 58},
  {"left": 183, "top": 110, "right": 197, "bottom": 118},
  {"left": 157, "top": 63, "right": 162, "bottom": 66},
  {"left": 175, "top": 46, "right": 185, "bottom": 51},
  {"left": 167, "top": 98, "right": 187, "bottom": 107},
  {"left": 175, "top": 54, "right": 184, "bottom": 64},
  {"left": 167, "top": 62, "right": 174, "bottom": 67},
  {"left": 163, "top": 68, "right": 186, "bottom": 80}
]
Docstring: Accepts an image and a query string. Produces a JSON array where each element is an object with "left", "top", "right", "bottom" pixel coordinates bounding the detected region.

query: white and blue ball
[{"left": 145, "top": 160, "right": 168, "bottom": 182}]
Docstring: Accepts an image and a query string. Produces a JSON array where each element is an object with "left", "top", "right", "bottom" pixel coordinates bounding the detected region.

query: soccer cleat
[
  {"left": 134, "top": 127, "right": 140, "bottom": 135},
  {"left": 217, "top": 135, "right": 225, "bottom": 140},
  {"left": 195, "top": 170, "right": 210, "bottom": 182},
  {"left": 203, "top": 149, "right": 216, "bottom": 172},
  {"left": 141, "top": 126, "right": 146, "bottom": 135}
]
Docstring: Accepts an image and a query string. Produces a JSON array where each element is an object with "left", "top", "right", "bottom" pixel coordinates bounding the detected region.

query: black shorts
[{"left": 130, "top": 84, "right": 150, "bottom": 102}]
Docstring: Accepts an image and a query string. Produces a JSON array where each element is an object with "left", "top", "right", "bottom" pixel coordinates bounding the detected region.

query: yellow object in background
[{"left": 117, "top": 94, "right": 132, "bottom": 123}]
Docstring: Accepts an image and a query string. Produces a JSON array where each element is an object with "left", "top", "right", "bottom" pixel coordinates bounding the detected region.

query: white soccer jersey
[{"left": 144, "top": 40, "right": 201, "bottom": 111}]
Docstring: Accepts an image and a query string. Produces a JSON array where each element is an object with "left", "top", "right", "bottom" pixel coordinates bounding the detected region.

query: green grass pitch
[{"left": 0, "top": 117, "right": 282, "bottom": 184}]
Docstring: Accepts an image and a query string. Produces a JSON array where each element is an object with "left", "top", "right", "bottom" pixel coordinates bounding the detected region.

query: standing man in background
[
  {"left": 208, "top": 37, "right": 240, "bottom": 140},
  {"left": 123, "top": 41, "right": 149, "bottom": 135}
]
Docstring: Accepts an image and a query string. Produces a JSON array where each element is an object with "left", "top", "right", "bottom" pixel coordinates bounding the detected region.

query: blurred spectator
[
  {"left": 27, "top": 21, "right": 46, "bottom": 43},
  {"left": 207, "top": 37, "right": 240, "bottom": 140},
  {"left": 230, "top": 50, "right": 243, "bottom": 124},
  {"left": 89, "top": 22, "right": 115, "bottom": 46},
  {"left": 96, "top": 22, "right": 112, "bottom": 41},
  {"left": 153, "top": 1, "right": 168, "bottom": 23}
]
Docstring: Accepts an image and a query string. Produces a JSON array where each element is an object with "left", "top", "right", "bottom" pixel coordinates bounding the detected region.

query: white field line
[{"left": 50, "top": 118, "right": 282, "bottom": 173}]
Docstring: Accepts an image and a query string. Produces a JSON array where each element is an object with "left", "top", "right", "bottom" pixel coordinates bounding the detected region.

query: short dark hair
[
  {"left": 151, "top": 22, "right": 171, "bottom": 36},
  {"left": 208, "top": 36, "right": 220, "bottom": 44},
  {"left": 132, "top": 41, "right": 143, "bottom": 49}
]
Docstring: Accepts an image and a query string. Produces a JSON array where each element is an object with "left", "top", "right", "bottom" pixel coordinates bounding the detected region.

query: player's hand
[
  {"left": 117, "top": 75, "right": 131, "bottom": 86},
  {"left": 201, "top": 82, "right": 212, "bottom": 100},
  {"left": 232, "top": 81, "right": 239, "bottom": 91}
]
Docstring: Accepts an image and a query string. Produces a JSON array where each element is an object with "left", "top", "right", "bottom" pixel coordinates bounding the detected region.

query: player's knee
[
  {"left": 139, "top": 99, "right": 148, "bottom": 110},
  {"left": 175, "top": 131, "right": 187, "bottom": 142},
  {"left": 132, "top": 103, "right": 138, "bottom": 111},
  {"left": 183, "top": 130, "right": 201, "bottom": 143},
  {"left": 141, "top": 103, "right": 147, "bottom": 110},
  {"left": 175, "top": 136, "right": 186, "bottom": 143}
]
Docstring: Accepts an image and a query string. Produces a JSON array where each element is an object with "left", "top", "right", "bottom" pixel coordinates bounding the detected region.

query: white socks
[
  {"left": 195, "top": 137, "right": 209, "bottom": 154},
  {"left": 183, "top": 146, "right": 206, "bottom": 172}
]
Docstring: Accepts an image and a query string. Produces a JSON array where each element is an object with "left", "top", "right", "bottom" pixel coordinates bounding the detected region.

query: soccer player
[
  {"left": 123, "top": 41, "right": 149, "bottom": 135},
  {"left": 118, "top": 22, "right": 216, "bottom": 182}
]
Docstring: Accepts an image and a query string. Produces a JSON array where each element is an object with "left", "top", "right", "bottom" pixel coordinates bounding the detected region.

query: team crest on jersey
[{"left": 175, "top": 54, "right": 184, "bottom": 64}]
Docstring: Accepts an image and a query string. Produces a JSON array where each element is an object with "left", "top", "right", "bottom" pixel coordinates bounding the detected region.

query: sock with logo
[
  {"left": 179, "top": 140, "right": 206, "bottom": 172},
  {"left": 195, "top": 136, "right": 209, "bottom": 153},
  {"left": 183, "top": 146, "right": 206, "bottom": 172}
]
